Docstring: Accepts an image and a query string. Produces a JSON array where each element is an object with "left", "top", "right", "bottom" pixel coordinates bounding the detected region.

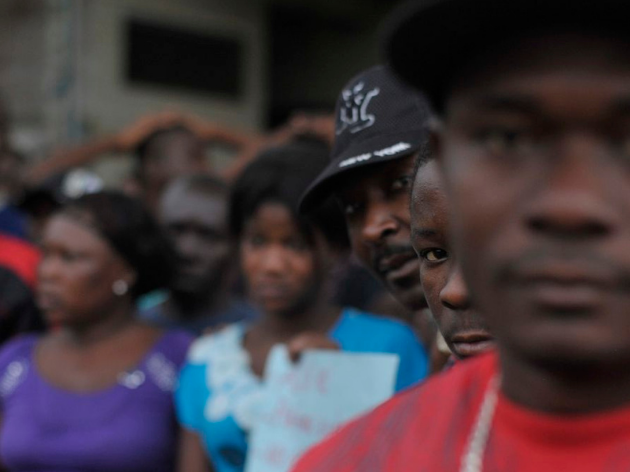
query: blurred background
[{"left": 0, "top": 0, "right": 403, "bottom": 184}]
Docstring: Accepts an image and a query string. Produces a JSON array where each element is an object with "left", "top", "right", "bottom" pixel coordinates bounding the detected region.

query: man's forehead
[
  {"left": 448, "top": 33, "right": 630, "bottom": 106},
  {"left": 334, "top": 154, "right": 417, "bottom": 197},
  {"left": 411, "top": 162, "right": 442, "bottom": 214}
]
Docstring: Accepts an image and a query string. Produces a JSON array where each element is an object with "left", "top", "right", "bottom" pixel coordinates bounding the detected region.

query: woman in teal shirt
[{"left": 175, "top": 142, "right": 428, "bottom": 472}]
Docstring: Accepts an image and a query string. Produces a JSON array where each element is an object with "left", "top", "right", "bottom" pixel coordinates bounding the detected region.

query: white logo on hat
[
  {"left": 338, "top": 142, "right": 412, "bottom": 169},
  {"left": 336, "top": 82, "right": 380, "bottom": 135},
  {"left": 339, "top": 153, "right": 372, "bottom": 168}
]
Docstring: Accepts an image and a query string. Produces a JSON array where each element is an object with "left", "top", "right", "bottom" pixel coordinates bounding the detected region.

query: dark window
[{"left": 126, "top": 19, "right": 242, "bottom": 99}]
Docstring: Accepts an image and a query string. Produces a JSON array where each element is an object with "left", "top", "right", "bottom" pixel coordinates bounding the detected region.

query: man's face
[
  {"left": 142, "top": 131, "right": 207, "bottom": 193},
  {"left": 160, "top": 188, "right": 230, "bottom": 296},
  {"left": 337, "top": 155, "right": 426, "bottom": 312},
  {"left": 410, "top": 160, "right": 493, "bottom": 359},
  {"left": 437, "top": 34, "right": 630, "bottom": 368}
]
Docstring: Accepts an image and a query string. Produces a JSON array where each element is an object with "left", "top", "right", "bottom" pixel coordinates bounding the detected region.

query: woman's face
[
  {"left": 240, "top": 202, "right": 324, "bottom": 317},
  {"left": 37, "top": 214, "right": 133, "bottom": 327}
]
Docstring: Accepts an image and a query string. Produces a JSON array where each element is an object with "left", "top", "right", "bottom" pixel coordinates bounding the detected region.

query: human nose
[
  {"left": 524, "top": 135, "right": 617, "bottom": 240},
  {"left": 360, "top": 197, "right": 400, "bottom": 245},
  {"left": 439, "top": 265, "right": 471, "bottom": 311},
  {"left": 176, "top": 232, "right": 202, "bottom": 259},
  {"left": 258, "top": 245, "right": 288, "bottom": 275}
]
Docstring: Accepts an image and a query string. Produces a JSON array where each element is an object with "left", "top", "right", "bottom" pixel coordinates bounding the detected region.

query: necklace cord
[{"left": 460, "top": 375, "right": 501, "bottom": 472}]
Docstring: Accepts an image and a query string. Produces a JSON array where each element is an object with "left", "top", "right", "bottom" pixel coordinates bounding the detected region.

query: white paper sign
[{"left": 245, "top": 346, "right": 399, "bottom": 472}]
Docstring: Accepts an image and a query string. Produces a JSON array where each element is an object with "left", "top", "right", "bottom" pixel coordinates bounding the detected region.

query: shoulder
[
  {"left": 186, "top": 323, "right": 245, "bottom": 364},
  {"left": 152, "top": 330, "right": 195, "bottom": 367},
  {"left": 340, "top": 308, "right": 412, "bottom": 331},
  {"left": 292, "top": 352, "right": 497, "bottom": 471},
  {"left": 0, "top": 335, "right": 38, "bottom": 401},
  {"left": 227, "top": 298, "right": 259, "bottom": 317},
  {"left": 136, "top": 303, "right": 166, "bottom": 324},
  {"left": 338, "top": 308, "right": 420, "bottom": 344},
  {"left": 0, "top": 334, "right": 38, "bottom": 366}
]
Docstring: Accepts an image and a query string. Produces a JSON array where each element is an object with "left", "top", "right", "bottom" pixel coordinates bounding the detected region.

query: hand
[{"left": 287, "top": 332, "right": 340, "bottom": 363}]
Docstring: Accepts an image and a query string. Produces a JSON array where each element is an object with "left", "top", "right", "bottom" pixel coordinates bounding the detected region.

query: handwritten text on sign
[{"left": 245, "top": 346, "right": 399, "bottom": 472}]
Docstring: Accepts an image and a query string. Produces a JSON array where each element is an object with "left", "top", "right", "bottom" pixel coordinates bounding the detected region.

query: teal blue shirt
[{"left": 175, "top": 308, "right": 428, "bottom": 472}]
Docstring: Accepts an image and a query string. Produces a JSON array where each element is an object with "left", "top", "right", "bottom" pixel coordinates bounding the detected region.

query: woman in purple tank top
[{"left": 0, "top": 191, "right": 193, "bottom": 472}]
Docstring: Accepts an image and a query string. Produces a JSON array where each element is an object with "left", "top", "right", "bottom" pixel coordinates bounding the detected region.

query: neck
[
  {"left": 256, "top": 301, "right": 341, "bottom": 342},
  {"left": 170, "top": 285, "right": 227, "bottom": 319},
  {"left": 61, "top": 301, "right": 135, "bottom": 346},
  {"left": 500, "top": 346, "right": 630, "bottom": 414}
]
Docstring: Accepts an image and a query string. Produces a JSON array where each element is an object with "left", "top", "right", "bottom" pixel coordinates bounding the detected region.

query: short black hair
[
  {"left": 230, "top": 142, "right": 349, "bottom": 249},
  {"left": 59, "top": 191, "right": 177, "bottom": 299}
]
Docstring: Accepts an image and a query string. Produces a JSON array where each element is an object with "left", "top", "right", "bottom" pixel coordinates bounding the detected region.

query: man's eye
[
  {"left": 246, "top": 235, "right": 265, "bottom": 247},
  {"left": 391, "top": 175, "right": 413, "bottom": 191},
  {"left": 199, "top": 229, "right": 223, "bottom": 242},
  {"left": 476, "top": 127, "right": 536, "bottom": 155},
  {"left": 420, "top": 248, "right": 448, "bottom": 263},
  {"left": 61, "top": 250, "right": 82, "bottom": 263}
]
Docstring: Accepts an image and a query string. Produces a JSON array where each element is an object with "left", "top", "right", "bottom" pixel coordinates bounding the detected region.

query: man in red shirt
[{"left": 292, "top": 0, "right": 630, "bottom": 470}]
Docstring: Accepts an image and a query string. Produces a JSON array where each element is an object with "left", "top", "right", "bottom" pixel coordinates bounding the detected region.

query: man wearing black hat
[
  {"left": 293, "top": 1, "right": 630, "bottom": 471},
  {"left": 300, "top": 65, "right": 436, "bottom": 353}
]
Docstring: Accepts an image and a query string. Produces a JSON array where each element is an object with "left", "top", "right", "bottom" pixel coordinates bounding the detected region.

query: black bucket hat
[
  {"left": 299, "top": 65, "right": 431, "bottom": 213},
  {"left": 383, "top": 0, "right": 630, "bottom": 112}
]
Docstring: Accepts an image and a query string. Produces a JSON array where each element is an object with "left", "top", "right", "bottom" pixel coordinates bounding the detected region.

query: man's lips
[
  {"left": 516, "top": 261, "right": 617, "bottom": 288},
  {"left": 450, "top": 331, "right": 494, "bottom": 358},
  {"left": 508, "top": 260, "right": 622, "bottom": 311},
  {"left": 377, "top": 252, "right": 419, "bottom": 281}
]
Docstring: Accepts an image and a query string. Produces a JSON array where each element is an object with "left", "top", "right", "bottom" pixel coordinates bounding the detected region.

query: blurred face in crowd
[
  {"left": 37, "top": 214, "right": 134, "bottom": 327},
  {"left": 160, "top": 185, "right": 230, "bottom": 297},
  {"left": 410, "top": 160, "right": 493, "bottom": 359},
  {"left": 436, "top": 33, "right": 630, "bottom": 371},
  {"left": 240, "top": 202, "right": 325, "bottom": 317},
  {"left": 337, "top": 155, "right": 427, "bottom": 313},
  {"left": 140, "top": 130, "right": 207, "bottom": 203}
]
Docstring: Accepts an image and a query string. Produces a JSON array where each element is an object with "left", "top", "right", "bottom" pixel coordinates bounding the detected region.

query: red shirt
[
  {"left": 0, "top": 234, "right": 40, "bottom": 289},
  {"left": 292, "top": 352, "right": 630, "bottom": 472}
]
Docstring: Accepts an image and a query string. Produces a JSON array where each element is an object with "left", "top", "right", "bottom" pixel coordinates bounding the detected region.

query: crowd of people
[{"left": 1, "top": 0, "right": 630, "bottom": 470}]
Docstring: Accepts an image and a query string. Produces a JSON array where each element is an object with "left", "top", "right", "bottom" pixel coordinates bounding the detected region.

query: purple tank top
[{"left": 0, "top": 331, "right": 193, "bottom": 472}]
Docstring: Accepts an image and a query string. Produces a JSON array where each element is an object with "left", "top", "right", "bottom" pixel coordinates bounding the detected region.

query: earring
[{"left": 112, "top": 280, "right": 129, "bottom": 296}]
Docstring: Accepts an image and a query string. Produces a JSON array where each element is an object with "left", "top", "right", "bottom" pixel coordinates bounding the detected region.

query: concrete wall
[
  {"left": 0, "top": 0, "right": 399, "bottom": 164},
  {"left": 0, "top": 0, "right": 266, "bottom": 159},
  {"left": 80, "top": 0, "right": 266, "bottom": 136}
]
